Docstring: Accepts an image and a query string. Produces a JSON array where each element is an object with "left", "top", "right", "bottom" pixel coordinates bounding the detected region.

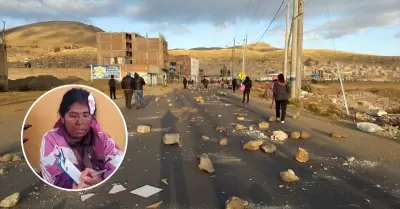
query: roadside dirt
[{"left": 0, "top": 83, "right": 180, "bottom": 153}]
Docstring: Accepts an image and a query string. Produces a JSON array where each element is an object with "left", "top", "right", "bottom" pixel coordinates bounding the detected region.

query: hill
[
  {"left": 5, "top": 21, "right": 104, "bottom": 47},
  {"left": 4, "top": 21, "right": 400, "bottom": 72}
]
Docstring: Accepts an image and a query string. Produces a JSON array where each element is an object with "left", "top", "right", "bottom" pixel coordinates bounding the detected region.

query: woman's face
[{"left": 62, "top": 102, "right": 93, "bottom": 140}]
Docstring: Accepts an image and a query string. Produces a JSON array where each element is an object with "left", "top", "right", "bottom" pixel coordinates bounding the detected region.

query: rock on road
[{"left": 1, "top": 85, "right": 400, "bottom": 209}]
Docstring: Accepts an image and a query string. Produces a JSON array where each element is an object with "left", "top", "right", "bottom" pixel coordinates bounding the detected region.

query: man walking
[
  {"left": 183, "top": 77, "right": 188, "bottom": 89},
  {"left": 232, "top": 77, "right": 237, "bottom": 93},
  {"left": 108, "top": 75, "right": 117, "bottom": 99},
  {"left": 121, "top": 72, "right": 134, "bottom": 109},
  {"left": 133, "top": 72, "right": 146, "bottom": 110}
]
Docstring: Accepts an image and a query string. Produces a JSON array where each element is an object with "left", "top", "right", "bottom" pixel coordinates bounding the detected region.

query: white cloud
[{"left": 0, "top": 0, "right": 399, "bottom": 38}]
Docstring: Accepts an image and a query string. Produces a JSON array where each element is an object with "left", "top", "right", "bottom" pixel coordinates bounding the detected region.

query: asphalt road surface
[{"left": 1, "top": 84, "right": 400, "bottom": 209}]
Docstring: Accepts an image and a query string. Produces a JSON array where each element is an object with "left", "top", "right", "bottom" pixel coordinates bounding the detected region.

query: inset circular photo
[{"left": 21, "top": 84, "right": 127, "bottom": 191}]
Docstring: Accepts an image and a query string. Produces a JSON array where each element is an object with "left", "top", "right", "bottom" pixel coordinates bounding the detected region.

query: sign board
[
  {"left": 91, "top": 65, "right": 121, "bottom": 80},
  {"left": 237, "top": 72, "right": 246, "bottom": 80},
  {"left": 265, "top": 70, "right": 275, "bottom": 74}
]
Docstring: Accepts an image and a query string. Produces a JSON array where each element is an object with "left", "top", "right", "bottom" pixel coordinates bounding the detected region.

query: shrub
[
  {"left": 301, "top": 83, "right": 312, "bottom": 92},
  {"left": 54, "top": 47, "right": 61, "bottom": 52}
]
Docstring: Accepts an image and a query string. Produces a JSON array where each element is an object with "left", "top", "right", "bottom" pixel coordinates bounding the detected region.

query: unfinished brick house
[
  {"left": 132, "top": 33, "right": 168, "bottom": 69},
  {"left": 96, "top": 32, "right": 133, "bottom": 65},
  {"left": 96, "top": 32, "right": 168, "bottom": 84}
]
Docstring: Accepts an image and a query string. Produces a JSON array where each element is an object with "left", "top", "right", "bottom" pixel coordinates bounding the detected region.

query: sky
[{"left": 0, "top": 0, "right": 399, "bottom": 56}]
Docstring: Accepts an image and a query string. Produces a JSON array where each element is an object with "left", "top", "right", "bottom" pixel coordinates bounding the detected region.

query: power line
[
  {"left": 252, "top": 0, "right": 285, "bottom": 47},
  {"left": 252, "top": 0, "right": 312, "bottom": 46}
]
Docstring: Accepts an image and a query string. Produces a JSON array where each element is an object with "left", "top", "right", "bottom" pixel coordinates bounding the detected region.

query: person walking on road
[
  {"left": 108, "top": 75, "right": 117, "bottom": 100},
  {"left": 121, "top": 72, "right": 134, "bottom": 109},
  {"left": 183, "top": 77, "right": 188, "bottom": 89},
  {"left": 133, "top": 72, "right": 146, "bottom": 110},
  {"left": 270, "top": 75, "right": 278, "bottom": 108},
  {"left": 232, "top": 77, "right": 237, "bottom": 93},
  {"left": 273, "top": 73, "right": 290, "bottom": 124},
  {"left": 242, "top": 76, "right": 252, "bottom": 103}
]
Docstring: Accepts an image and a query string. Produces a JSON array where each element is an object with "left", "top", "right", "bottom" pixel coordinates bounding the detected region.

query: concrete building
[
  {"left": 0, "top": 42, "right": 7, "bottom": 91},
  {"left": 169, "top": 55, "right": 200, "bottom": 81}
]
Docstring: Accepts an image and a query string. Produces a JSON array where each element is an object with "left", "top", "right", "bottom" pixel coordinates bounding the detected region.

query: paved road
[{"left": 1, "top": 85, "right": 400, "bottom": 209}]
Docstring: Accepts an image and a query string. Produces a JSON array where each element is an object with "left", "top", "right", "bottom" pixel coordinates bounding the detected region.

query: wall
[
  {"left": 0, "top": 43, "right": 7, "bottom": 90},
  {"left": 8, "top": 68, "right": 91, "bottom": 80},
  {"left": 22, "top": 85, "right": 127, "bottom": 170}
]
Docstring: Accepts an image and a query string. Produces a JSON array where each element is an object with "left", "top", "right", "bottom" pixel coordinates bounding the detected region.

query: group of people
[
  {"left": 108, "top": 72, "right": 147, "bottom": 110},
  {"left": 182, "top": 77, "right": 194, "bottom": 89}
]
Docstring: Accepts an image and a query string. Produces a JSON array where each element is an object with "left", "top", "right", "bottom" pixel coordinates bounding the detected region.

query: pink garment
[{"left": 40, "top": 119, "right": 123, "bottom": 187}]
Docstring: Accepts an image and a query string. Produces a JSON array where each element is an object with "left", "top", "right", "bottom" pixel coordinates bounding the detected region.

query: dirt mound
[{"left": 9, "top": 75, "right": 66, "bottom": 91}]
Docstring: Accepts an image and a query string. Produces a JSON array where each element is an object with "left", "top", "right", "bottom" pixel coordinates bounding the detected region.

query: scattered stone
[
  {"left": 198, "top": 154, "right": 215, "bottom": 173},
  {"left": 163, "top": 133, "right": 180, "bottom": 145},
  {"left": 291, "top": 132, "right": 301, "bottom": 139},
  {"left": 219, "top": 138, "right": 228, "bottom": 146},
  {"left": 161, "top": 179, "right": 168, "bottom": 185},
  {"left": 243, "top": 140, "right": 264, "bottom": 151},
  {"left": 235, "top": 124, "right": 245, "bottom": 130},
  {"left": 0, "top": 192, "right": 20, "bottom": 208},
  {"left": 367, "top": 109, "right": 387, "bottom": 117},
  {"left": 201, "top": 135, "right": 210, "bottom": 140},
  {"left": 237, "top": 117, "right": 245, "bottom": 121},
  {"left": 280, "top": 169, "right": 299, "bottom": 183},
  {"left": 357, "top": 122, "right": 384, "bottom": 133},
  {"left": 195, "top": 97, "right": 204, "bottom": 103},
  {"left": 300, "top": 131, "right": 310, "bottom": 139},
  {"left": 292, "top": 111, "right": 300, "bottom": 119},
  {"left": 168, "top": 103, "right": 173, "bottom": 107},
  {"left": 261, "top": 143, "right": 276, "bottom": 154},
  {"left": 269, "top": 116, "right": 277, "bottom": 122},
  {"left": 11, "top": 155, "right": 21, "bottom": 162},
  {"left": 272, "top": 130, "right": 288, "bottom": 141},
  {"left": 225, "top": 196, "right": 248, "bottom": 209},
  {"left": 0, "top": 154, "right": 12, "bottom": 163},
  {"left": 137, "top": 125, "right": 151, "bottom": 133},
  {"left": 258, "top": 122, "right": 269, "bottom": 129},
  {"left": 0, "top": 168, "right": 5, "bottom": 175},
  {"left": 216, "top": 126, "right": 226, "bottom": 132},
  {"left": 295, "top": 147, "right": 309, "bottom": 163},
  {"left": 147, "top": 201, "right": 163, "bottom": 208},
  {"left": 331, "top": 131, "right": 346, "bottom": 138}
]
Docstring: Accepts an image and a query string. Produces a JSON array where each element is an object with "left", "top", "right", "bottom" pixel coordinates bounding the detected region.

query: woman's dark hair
[
  {"left": 245, "top": 76, "right": 250, "bottom": 80},
  {"left": 111, "top": 75, "right": 114, "bottom": 78},
  {"left": 278, "top": 74, "right": 285, "bottom": 82},
  {"left": 59, "top": 88, "right": 96, "bottom": 117}
]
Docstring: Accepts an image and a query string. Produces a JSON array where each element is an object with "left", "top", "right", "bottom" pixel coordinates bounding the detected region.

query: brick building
[
  {"left": 132, "top": 33, "right": 168, "bottom": 69},
  {"left": 96, "top": 32, "right": 168, "bottom": 84},
  {"left": 96, "top": 32, "right": 168, "bottom": 70},
  {"left": 96, "top": 32, "right": 133, "bottom": 65},
  {"left": 0, "top": 42, "right": 8, "bottom": 91},
  {"left": 169, "top": 55, "right": 200, "bottom": 81}
]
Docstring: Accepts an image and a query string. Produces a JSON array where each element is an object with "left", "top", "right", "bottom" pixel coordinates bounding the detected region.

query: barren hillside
[
  {"left": 5, "top": 21, "right": 104, "bottom": 47},
  {"left": 5, "top": 21, "right": 400, "bottom": 77}
]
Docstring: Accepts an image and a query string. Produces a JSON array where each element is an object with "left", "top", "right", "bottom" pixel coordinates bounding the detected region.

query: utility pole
[
  {"left": 290, "top": 0, "right": 299, "bottom": 99},
  {"left": 231, "top": 37, "right": 235, "bottom": 78},
  {"left": 296, "top": 0, "right": 304, "bottom": 98},
  {"left": 242, "top": 35, "right": 247, "bottom": 74},
  {"left": 283, "top": 0, "right": 290, "bottom": 78}
]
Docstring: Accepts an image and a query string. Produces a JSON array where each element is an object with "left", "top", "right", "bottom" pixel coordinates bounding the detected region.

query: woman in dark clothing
[
  {"left": 242, "top": 76, "right": 252, "bottom": 103},
  {"left": 273, "top": 74, "right": 290, "bottom": 123}
]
